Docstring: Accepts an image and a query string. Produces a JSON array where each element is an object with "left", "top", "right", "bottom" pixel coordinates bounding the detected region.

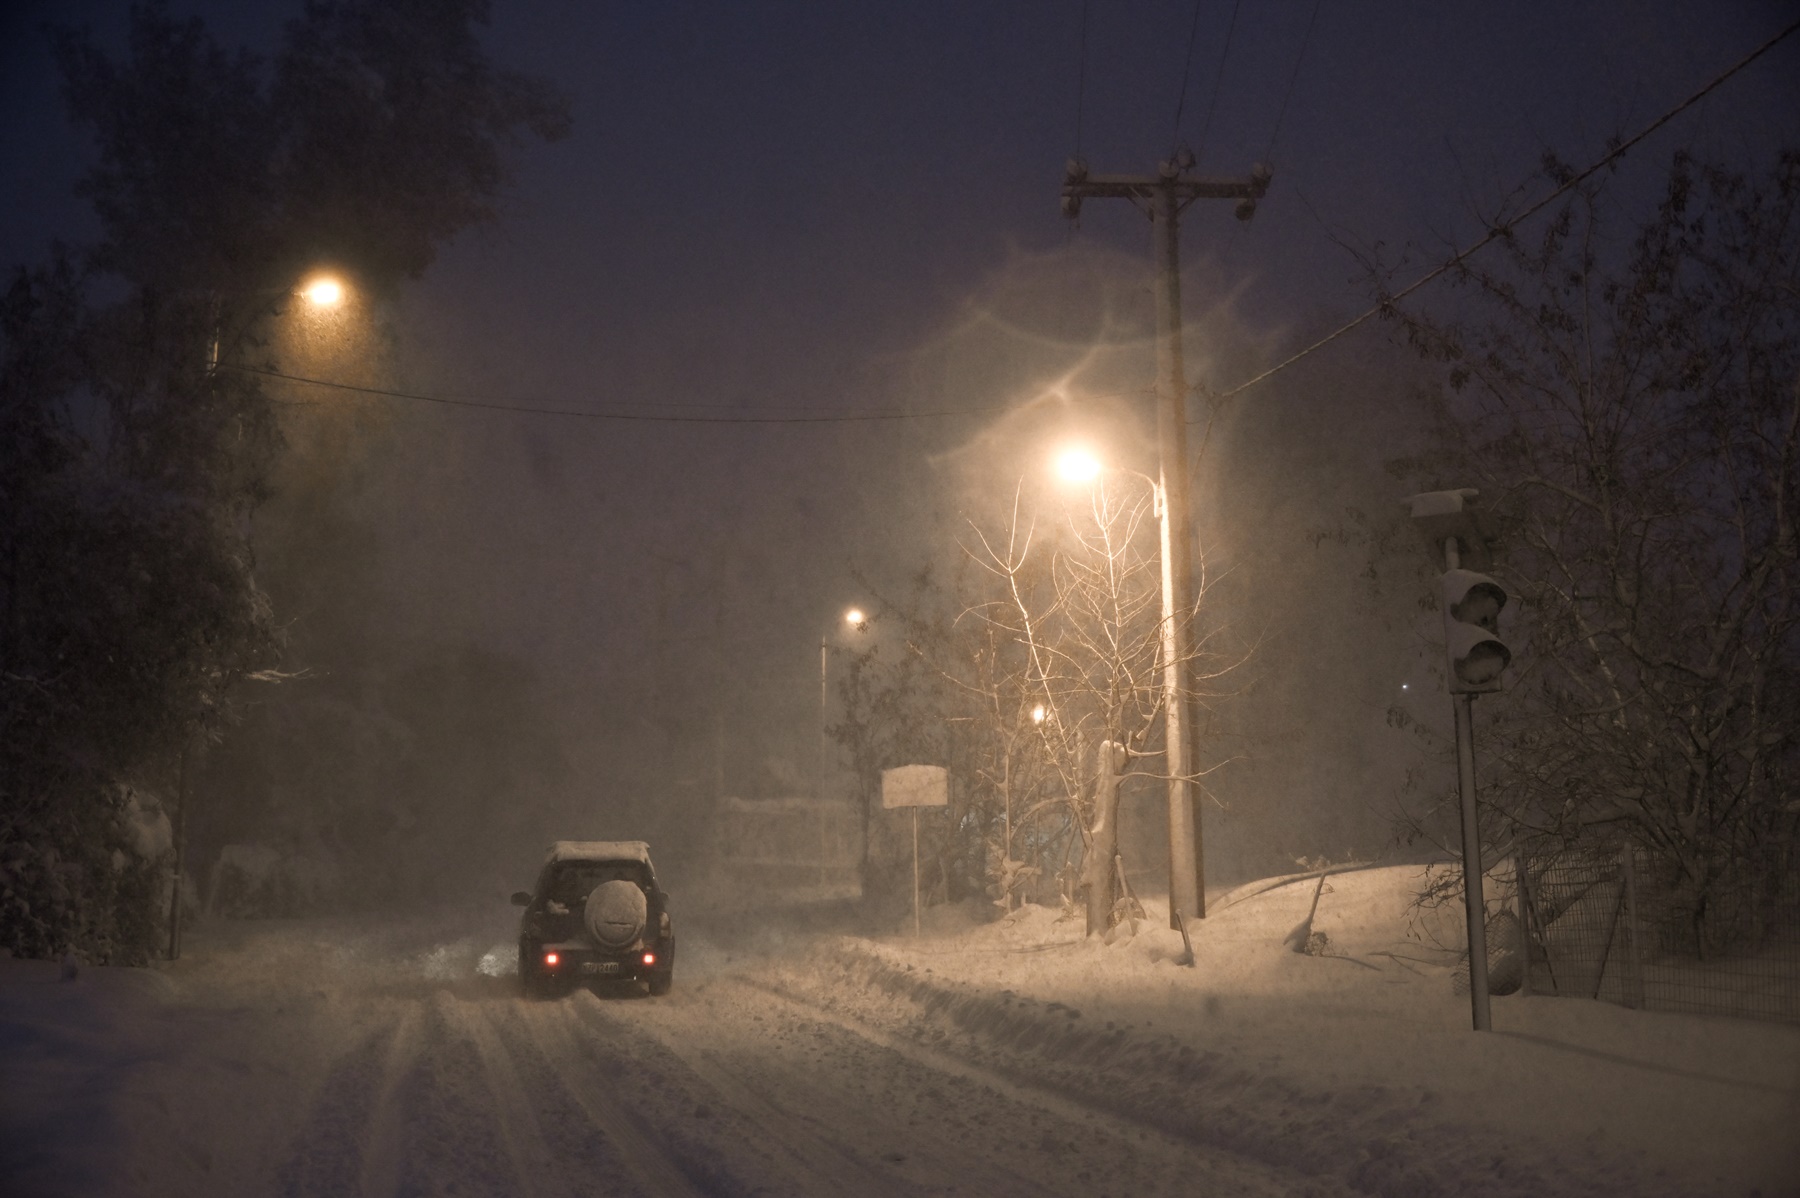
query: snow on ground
[
  {"left": 769, "top": 864, "right": 1800, "bottom": 1198},
  {"left": 0, "top": 910, "right": 1319, "bottom": 1197},
  {"left": 1, "top": 956, "right": 180, "bottom": 1197},
  {"left": 1, "top": 867, "right": 1795, "bottom": 1197}
]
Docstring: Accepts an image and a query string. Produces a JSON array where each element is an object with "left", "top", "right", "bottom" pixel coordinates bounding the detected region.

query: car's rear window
[{"left": 541, "top": 861, "right": 649, "bottom": 905}]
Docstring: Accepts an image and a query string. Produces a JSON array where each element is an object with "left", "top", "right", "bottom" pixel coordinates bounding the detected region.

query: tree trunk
[{"left": 1083, "top": 741, "right": 1127, "bottom": 937}]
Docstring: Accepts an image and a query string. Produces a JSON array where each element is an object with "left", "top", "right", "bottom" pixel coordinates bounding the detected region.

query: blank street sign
[{"left": 882, "top": 764, "right": 948, "bottom": 809}]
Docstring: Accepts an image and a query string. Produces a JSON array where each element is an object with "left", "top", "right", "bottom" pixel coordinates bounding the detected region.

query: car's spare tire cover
[{"left": 584, "top": 879, "right": 647, "bottom": 948}]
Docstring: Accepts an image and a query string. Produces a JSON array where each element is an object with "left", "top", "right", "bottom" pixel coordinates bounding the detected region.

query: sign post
[{"left": 882, "top": 765, "right": 949, "bottom": 936}]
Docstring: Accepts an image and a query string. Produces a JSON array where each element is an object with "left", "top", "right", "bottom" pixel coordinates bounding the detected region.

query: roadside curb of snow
[{"left": 768, "top": 938, "right": 1683, "bottom": 1198}]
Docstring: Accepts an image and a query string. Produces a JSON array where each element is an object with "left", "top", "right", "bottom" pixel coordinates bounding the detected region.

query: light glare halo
[
  {"left": 301, "top": 277, "right": 345, "bottom": 307},
  {"left": 1055, "top": 447, "right": 1102, "bottom": 484}
]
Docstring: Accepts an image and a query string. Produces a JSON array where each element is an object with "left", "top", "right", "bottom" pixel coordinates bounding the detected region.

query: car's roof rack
[{"left": 545, "top": 839, "right": 652, "bottom": 866}]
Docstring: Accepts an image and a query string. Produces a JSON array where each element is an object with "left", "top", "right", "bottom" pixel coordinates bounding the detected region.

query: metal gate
[{"left": 1517, "top": 842, "right": 1800, "bottom": 1025}]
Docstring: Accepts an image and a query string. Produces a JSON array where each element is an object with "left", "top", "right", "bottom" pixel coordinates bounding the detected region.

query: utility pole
[{"left": 1061, "top": 154, "right": 1270, "bottom": 926}]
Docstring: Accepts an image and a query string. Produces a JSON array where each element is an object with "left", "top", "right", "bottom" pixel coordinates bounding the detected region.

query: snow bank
[
  {"left": 774, "top": 865, "right": 1800, "bottom": 1197},
  {"left": 0, "top": 956, "right": 177, "bottom": 1196}
]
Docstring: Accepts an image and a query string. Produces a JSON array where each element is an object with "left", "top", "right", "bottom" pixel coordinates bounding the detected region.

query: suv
[{"left": 511, "top": 840, "right": 675, "bottom": 997}]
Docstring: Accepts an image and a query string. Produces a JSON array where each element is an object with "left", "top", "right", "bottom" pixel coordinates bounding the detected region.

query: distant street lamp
[
  {"left": 818, "top": 608, "right": 869, "bottom": 891},
  {"left": 1053, "top": 442, "right": 1205, "bottom": 929},
  {"left": 819, "top": 607, "right": 868, "bottom": 801}
]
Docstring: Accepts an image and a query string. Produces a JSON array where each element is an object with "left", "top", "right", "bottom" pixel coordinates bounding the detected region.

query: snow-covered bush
[
  {"left": 0, "top": 785, "right": 174, "bottom": 965},
  {"left": 207, "top": 843, "right": 342, "bottom": 919},
  {"left": 0, "top": 257, "right": 277, "bottom": 964}
]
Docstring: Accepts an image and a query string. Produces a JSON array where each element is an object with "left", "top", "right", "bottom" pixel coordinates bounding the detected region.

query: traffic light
[{"left": 1440, "top": 569, "right": 1511, "bottom": 692}]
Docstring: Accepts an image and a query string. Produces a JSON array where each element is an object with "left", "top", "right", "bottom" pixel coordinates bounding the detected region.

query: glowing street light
[
  {"left": 1055, "top": 446, "right": 1103, "bottom": 484},
  {"left": 204, "top": 270, "right": 353, "bottom": 376},
  {"left": 299, "top": 275, "right": 345, "bottom": 307}
]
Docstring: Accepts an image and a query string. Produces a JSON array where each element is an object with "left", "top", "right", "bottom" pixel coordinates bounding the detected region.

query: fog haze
[{"left": 4, "top": 0, "right": 1796, "bottom": 901}]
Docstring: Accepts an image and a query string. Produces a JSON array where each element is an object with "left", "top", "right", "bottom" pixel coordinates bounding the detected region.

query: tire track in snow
[
  {"left": 623, "top": 998, "right": 923, "bottom": 1198},
  {"left": 382, "top": 995, "right": 532, "bottom": 1197},
  {"left": 434, "top": 997, "right": 556, "bottom": 1198},
  {"left": 503, "top": 994, "right": 710, "bottom": 1197},
  {"left": 353, "top": 1004, "right": 420, "bottom": 1198},
  {"left": 619, "top": 978, "right": 1158, "bottom": 1198},
  {"left": 275, "top": 1012, "right": 408, "bottom": 1198},
  {"left": 736, "top": 975, "right": 1339, "bottom": 1198},
  {"left": 568, "top": 988, "right": 933, "bottom": 1198}
]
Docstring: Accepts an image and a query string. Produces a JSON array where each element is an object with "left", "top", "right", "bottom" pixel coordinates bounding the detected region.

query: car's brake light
[
  {"left": 544, "top": 952, "right": 559, "bottom": 967},
  {"left": 642, "top": 952, "right": 656, "bottom": 966}
]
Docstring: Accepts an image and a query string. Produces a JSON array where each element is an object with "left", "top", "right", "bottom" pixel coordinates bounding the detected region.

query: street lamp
[
  {"left": 175, "top": 268, "right": 357, "bottom": 962},
  {"left": 1055, "top": 447, "right": 1103, "bottom": 484},
  {"left": 819, "top": 607, "right": 868, "bottom": 800},
  {"left": 816, "top": 607, "right": 870, "bottom": 891},
  {"left": 1053, "top": 444, "right": 1205, "bottom": 928},
  {"left": 299, "top": 275, "right": 345, "bottom": 307},
  {"left": 1055, "top": 445, "right": 1159, "bottom": 508},
  {"left": 206, "top": 270, "right": 355, "bottom": 374}
]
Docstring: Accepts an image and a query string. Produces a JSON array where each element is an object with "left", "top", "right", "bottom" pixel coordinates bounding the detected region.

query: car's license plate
[{"left": 580, "top": 961, "right": 619, "bottom": 976}]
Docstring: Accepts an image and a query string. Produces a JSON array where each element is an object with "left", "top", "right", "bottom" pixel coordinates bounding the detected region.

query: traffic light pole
[
  {"left": 1444, "top": 536, "right": 1493, "bottom": 1031},
  {"left": 1062, "top": 158, "right": 1270, "bottom": 926}
]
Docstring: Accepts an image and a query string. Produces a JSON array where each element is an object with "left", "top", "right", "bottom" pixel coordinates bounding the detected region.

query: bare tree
[
  {"left": 1384, "top": 151, "right": 1800, "bottom": 955},
  {"left": 841, "top": 478, "right": 1244, "bottom": 935}
]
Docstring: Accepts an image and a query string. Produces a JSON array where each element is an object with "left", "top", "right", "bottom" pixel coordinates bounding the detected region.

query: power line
[
  {"left": 1208, "top": 13, "right": 1800, "bottom": 403},
  {"left": 1263, "top": 0, "right": 1322, "bottom": 164},
  {"left": 1191, "top": 0, "right": 1242, "bottom": 167},
  {"left": 221, "top": 363, "right": 1011, "bottom": 424},
  {"left": 1168, "top": 0, "right": 1206, "bottom": 158},
  {"left": 1074, "top": 0, "right": 1090, "bottom": 160}
]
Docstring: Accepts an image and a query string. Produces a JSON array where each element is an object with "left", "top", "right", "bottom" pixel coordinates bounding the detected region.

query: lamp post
[
  {"left": 819, "top": 607, "right": 867, "bottom": 801},
  {"left": 816, "top": 608, "right": 867, "bottom": 892},
  {"left": 1054, "top": 444, "right": 1205, "bottom": 928},
  {"left": 171, "top": 269, "right": 353, "bottom": 962}
]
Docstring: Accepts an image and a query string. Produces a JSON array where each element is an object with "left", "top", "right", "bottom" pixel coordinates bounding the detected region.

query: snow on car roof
[{"left": 546, "top": 839, "right": 652, "bottom": 866}]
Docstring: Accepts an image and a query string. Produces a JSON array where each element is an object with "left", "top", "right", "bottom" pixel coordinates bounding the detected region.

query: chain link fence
[{"left": 1514, "top": 842, "right": 1800, "bottom": 1024}]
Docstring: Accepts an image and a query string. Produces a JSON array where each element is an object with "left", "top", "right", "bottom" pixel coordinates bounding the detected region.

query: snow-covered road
[
  {"left": 6, "top": 876, "right": 1797, "bottom": 1198},
  {"left": 275, "top": 973, "right": 1335, "bottom": 1198},
  {"left": 2, "top": 916, "right": 1330, "bottom": 1198}
]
